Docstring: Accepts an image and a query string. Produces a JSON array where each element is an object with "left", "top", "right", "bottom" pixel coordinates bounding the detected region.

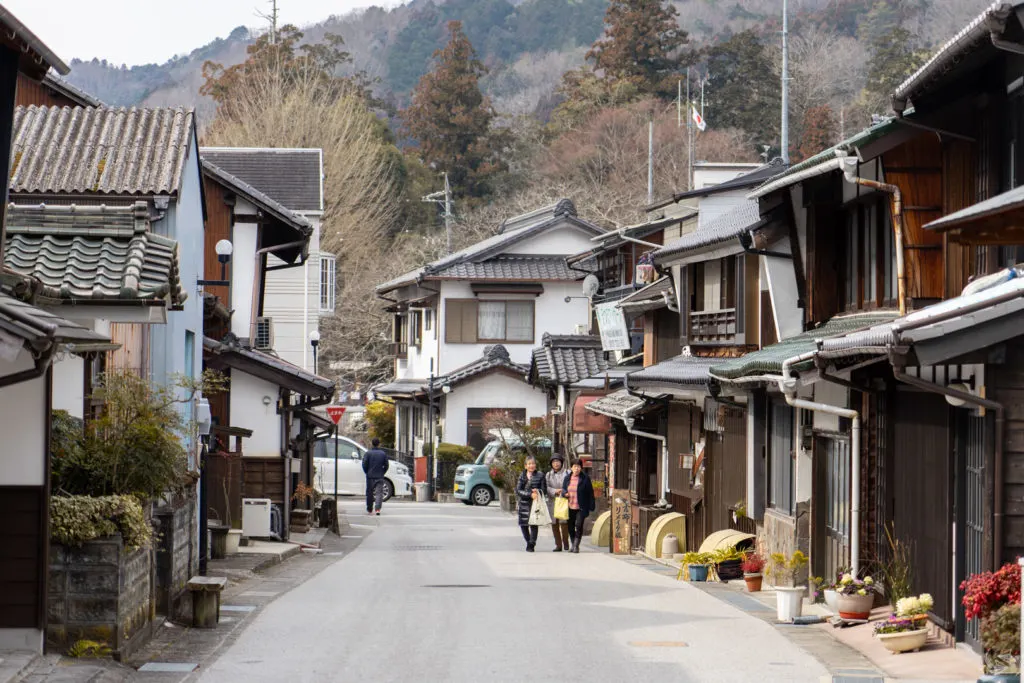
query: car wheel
[
  {"left": 471, "top": 485, "right": 493, "bottom": 506},
  {"left": 381, "top": 479, "right": 394, "bottom": 502}
]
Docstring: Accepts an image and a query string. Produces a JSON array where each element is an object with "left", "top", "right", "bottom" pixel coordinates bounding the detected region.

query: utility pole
[
  {"left": 677, "top": 79, "right": 682, "bottom": 128},
  {"left": 687, "top": 67, "right": 694, "bottom": 191},
  {"left": 421, "top": 172, "right": 454, "bottom": 255},
  {"left": 781, "top": 0, "right": 790, "bottom": 164}
]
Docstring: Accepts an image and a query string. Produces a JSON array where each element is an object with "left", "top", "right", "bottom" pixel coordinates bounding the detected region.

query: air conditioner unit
[
  {"left": 254, "top": 317, "right": 274, "bottom": 350},
  {"left": 242, "top": 498, "right": 272, "bottom": 537}
]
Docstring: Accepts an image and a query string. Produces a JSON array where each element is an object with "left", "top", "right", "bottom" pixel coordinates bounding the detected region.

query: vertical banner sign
[{"left": 595, "top": 303, "right": 631, "bottom": 351}]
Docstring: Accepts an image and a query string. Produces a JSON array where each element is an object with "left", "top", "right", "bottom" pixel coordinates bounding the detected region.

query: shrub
[
  {"left": 50, "top": 495, "right": 152, "bottom": 550},
  {"left": 961, "top": 562, "right": 1022, "bottom": 622},
  {"left": 767, "top": 550, "right": 809, "bottom": 587},
  {"left": 436, "top": 442, "right": 474, "bottom": 463},
  {"left": 981, "top": 603, "right": 1021, "bottom": 671},
  {"left": 365, "top": 401, "right": 396, "bottom": 448}
]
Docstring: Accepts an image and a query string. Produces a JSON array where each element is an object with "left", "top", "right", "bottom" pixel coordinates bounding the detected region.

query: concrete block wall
[
  {"left": 48, "top": 535, "right": 153, "bottom": 659},
  {"left": 155, "top": 495, "right": 197, "bottom": 622}
]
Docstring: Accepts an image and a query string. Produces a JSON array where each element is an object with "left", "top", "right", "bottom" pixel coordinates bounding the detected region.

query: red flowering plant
[
  {"left": 741, "top": 553, "right": 766, "bottom": 575},
  {"left": 961, "top": 562, "right": 1022, "bottom": 622}
]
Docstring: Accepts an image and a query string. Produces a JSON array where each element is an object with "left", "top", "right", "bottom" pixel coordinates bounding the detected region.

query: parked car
[
  {"left": 454, "top": 437, "right": 551, "bottom": 506},
  {"left": 313, "top": 435, "right": 412, "bottom": 501}
]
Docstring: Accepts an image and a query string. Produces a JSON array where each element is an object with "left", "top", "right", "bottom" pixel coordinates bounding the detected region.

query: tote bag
[
  {"left": 528, "top": 494, "right": 552, "bottom": 526},
  {"left": 553, "top": 496, "right": 570, "bottom": 521}
]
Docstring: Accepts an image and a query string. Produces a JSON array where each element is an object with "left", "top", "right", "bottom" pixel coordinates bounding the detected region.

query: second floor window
[
  {"left": 320, "top": 255, "right": 336, "bottom": 313},
  {"left": 841, "top": 200, "right": 897, "bottom": 311},
  {"left": 445, "top": 299, "right": 535, "bottom": 344}
]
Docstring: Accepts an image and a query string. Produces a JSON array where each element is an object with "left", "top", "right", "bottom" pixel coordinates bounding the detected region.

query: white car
[{"left": 313, "top": 435, "right": 413, "bottom": 501}]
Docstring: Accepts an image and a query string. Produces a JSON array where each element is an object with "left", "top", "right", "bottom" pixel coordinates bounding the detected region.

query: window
[
  {"left": 467, "top": 408, "right": 527, "bottom": 452},
  {"left": 409, "top": 310, "right": 422, "bottom": 348},
  {"left": 319, "top": 255, "right": 336, "bottom": 313},
  {"left": 768, "top": 401, "right": 795, "bottom": 515},
  {"left": 841, "top": 200, "right": 897, "bottom": 311},
  {"left": 184, "top": 331, "right": 195, "bottom": 381},
  {"left": 445, "top": 299, "right": 535, "bottom": 344},
  {"left": 424, "top": 308, "right": 433, "bottom": 331}
]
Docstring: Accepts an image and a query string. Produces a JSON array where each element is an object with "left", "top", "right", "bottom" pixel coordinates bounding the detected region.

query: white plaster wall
[
  {"left": 229, "top": 370, "right": 282, "bottom": 457},
  {"left": 437, "top": 280, "right": 589, "bottom": 374},
  {"left": 812, "top": 382, "right": 848, "bottom": 433},
  {"left": 692, "top": 164, "right": 759, "bottom": 189},
  {"left": 230, "top": 197, "right": 260, "bottom": 340},
  {"left": 264, "top": 217, "right": 322, "bottom": 371},
  {"left": 52, "top": 355, "right": 84, "bottom": 419},
  {"left": 505, "top": 222, "right": 598, "bottom": 255},
  {"left": 441, "top": 372, "right": 549, "bottom": 446},
  {"left": 406, "top": 305, "right": 440, "bottom": 380},
  {"left": 0, "top": 354, "right": 46, "bottom": 486}
]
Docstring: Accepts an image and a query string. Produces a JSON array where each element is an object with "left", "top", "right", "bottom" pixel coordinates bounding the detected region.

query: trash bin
[{"left": 415, "top": 483, "right": 430, "bottom": 502}]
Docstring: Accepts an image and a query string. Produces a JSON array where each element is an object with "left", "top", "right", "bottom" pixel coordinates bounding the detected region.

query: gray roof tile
[
  {"left": 4, "top": 202, "right": 186, "bottom": 306},
  {"left": 201, "top": 148, "right": 323, "bottom": 212},
  {"left": 627, "top": 355, "right": 717, "bottom": 387},
  {"left": 436, "top": 254, "right": 578, "bottom": 281},
  {"left": 0, "top": 291, "right": 110, "bottom": 348},
  {"left": 10, "top": 106, "right": 196, "bottom": 196},
  {"left": 655, "top": 201, "right": 762, "bottom": 263},
  {"left": 201, "top": 159, "right": 311, "bottom": 234},
  {"left": 204, "top": 334, "right": 335, "bottom": 397},
  {"left": 441, "top": 345, "right": 529, "bottom": 386},
  {"left": 530, "top": 333, "right": 608, "bottom": 386},
  {"left": 583, "top": 389, "right": 648, "bottom": 420}
]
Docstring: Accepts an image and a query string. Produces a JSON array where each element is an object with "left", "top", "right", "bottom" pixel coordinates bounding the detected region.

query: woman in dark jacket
[
  {"left": 562, "top": 460, "right": 595, "bottom": 553},
  {"left": 515, "top": 456, "right": 546, "bottom": 552}
]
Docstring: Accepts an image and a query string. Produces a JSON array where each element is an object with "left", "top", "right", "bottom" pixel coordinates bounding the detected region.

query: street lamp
[
  {"left": 198, "top": 239, "right": 233, "bottom": 287},
  {"left": 309, "top": 330, "right": 320, "bottom": 374}
]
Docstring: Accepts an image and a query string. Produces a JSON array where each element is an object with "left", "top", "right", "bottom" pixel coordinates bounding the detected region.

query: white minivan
[{"left": 313, "top": 435, "right": 413, "bottom": 501}]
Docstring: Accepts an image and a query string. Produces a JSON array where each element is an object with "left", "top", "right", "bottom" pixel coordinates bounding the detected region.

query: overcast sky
[{"left": 6, "top": 0, "right": 406, "bottom": 66}]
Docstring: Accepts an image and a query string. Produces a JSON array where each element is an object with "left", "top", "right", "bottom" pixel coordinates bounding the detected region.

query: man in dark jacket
[{"left": 362, "top": 438, "right": 390, "bottom": 515}]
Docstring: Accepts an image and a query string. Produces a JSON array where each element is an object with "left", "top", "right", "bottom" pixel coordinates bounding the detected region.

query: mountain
[{"left": 63, "top": 0, "right": 991, "bottom": 123}]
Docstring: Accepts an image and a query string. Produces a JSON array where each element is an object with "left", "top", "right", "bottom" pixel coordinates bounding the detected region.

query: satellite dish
[{"left": 582, "top": 274, "right": 600, "bottom": 299}]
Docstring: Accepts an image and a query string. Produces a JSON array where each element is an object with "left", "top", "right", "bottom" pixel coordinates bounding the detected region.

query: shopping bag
[
  {"left": 529, "top": 495, "right": 552, "bottom": 526},
  {"left": 553, "top": 496, "right": 570, "bottom": 521}
]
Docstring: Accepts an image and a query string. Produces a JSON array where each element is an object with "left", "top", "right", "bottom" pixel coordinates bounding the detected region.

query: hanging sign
[{"left": 595, "top": 303, "right": 631, "bottom": 351}]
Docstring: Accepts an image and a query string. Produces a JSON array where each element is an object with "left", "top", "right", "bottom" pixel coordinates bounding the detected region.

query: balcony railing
[
  {"left": 690, "top": 308, "right": 737, "bottom": 343},
  {"left": 388, "top": 341, "right": 408, "bottom": 357}
]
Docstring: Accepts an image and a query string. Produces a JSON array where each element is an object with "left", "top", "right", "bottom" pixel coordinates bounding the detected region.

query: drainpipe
[
  {"left": 624, "top": 373, "right": 669, "bottom": 508},
  {"left": 780, "top": 350, "right": 863, "bottom": 574},
  {"left": 661, "top": 289, "right": 679, "bottom": 313},
  {"left": 891, "top": 362, "right": 1005, "bottom": 569},
  {"left": 838, "top": 155, "right": 907, "bottom": 316}
]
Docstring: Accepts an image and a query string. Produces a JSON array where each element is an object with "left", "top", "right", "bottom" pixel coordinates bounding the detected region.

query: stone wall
[
  {"left": 758, "top": 506, "right": 810, "bottom": 587},
  {"left": 48, "top": 535, "right": 154, "bottom": 659},
  {"left": 155, "top": 495, "right": 197, "bottom": 622}
]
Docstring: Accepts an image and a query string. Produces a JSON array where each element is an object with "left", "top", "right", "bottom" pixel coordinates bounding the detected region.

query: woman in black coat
[
  {"left": 515, "top": 456, "right": 546, "bottom": 552},
  {"left": 561, "top": 460, "right": 595, "bottom": 553}
]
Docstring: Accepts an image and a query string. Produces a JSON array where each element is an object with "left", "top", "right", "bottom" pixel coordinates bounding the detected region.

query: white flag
[{"left": 691, "top": 106, "right": 706, "bottom": 132}]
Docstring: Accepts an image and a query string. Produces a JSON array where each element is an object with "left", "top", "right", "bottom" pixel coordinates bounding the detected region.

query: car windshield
[{"left": 476, "top": 441, "right": 501, "bottom": 466}]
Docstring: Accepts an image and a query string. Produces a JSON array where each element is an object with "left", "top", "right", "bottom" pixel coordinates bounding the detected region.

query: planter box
[
  {"left": 876, "top": 628, "right": 928, "bottom": 654},
  {"left": 499, "top": 491, "right": 516, "bottom": 513},
  {"left": 48, "top": 534, "right": 154, "bottom": 660}
]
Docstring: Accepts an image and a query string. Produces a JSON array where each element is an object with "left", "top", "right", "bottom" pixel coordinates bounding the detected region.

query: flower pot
[
  {"left": 876, "top": 628, "right": 928, "bottom": 654},
  {"left": 823, "top": 589, "right": 839, "bottom": 614},
  {"left": 776, "top": 586, "right": 806, "bottom": 622},
  {"left": 688, "top": 565, "right": 709, "bottom": 582},
  {"left": 836, "top": 593, "right": 874, "bottom": 620},
  {"left": 744, "top": 573, "right": 763, "bottom": 592},
  {"left": 717, "top": 559, "right": 743, "bottom": 581},
  {"left": 226, "top": 529, "right": 242, "bottom": 555}
]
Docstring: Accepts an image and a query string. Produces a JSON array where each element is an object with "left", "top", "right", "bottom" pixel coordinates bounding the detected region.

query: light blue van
[{"left": 453, "top": 438, "right": 552, "bottom": 506}]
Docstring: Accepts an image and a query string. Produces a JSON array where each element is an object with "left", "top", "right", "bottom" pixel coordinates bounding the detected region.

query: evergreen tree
[
  {"left": 402, "top": 21, "right": 506, "bottom": 200},
  {"left": 703, "top": 30, "right": 780, "bottom": 152},
  {"left": 586, "top": 0, "right": 690, "bottom": 100},
  {"left": 865, "top": 26, "right": 927, "bottom": 97}
]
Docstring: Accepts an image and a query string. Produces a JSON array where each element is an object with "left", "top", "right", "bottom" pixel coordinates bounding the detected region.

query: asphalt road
[{"left": 197, "top": 499, "right": 829, "bottom": 683}]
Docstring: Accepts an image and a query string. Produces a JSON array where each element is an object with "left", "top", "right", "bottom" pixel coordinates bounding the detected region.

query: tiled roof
[
  {"left": 42, "top": 72, "right": 101, "bottom": 107},
  {"left": 498, "top": 199, "right": 576, "bottom": 233},
  {"left": 529, "top": 333, "right": 608, "bottom": 386},
  {"left": 618, "top": 276, "right": 673, "bottom": 313},
  {"left": 655, "top": 201, "right": 762, "bottom": 264},
  {"left": 372, "top": 379, "right": 428, "bottom": 398},
  {"left": 649, "top": 159, "right": 787, "bottom": 210},
  {"left": 377, "top": 201, "right": 604, "bottom": 293},
  {"left": 583, "top": 389, "right": 649, "bottom": 420},
  {"left": 627, "top": 355, "right": 717, "bottom": 387},
  {"left": 0, "top": 291, "right": 110, "bottom": 350},
  {"left": 924, "top": 183, "right": 1024, "bottom": 233},
  {"left": 10, "top": 106, "right": 195, "bottom": 196},
  {"left": 441, "top": 345, "right": 529, "bottom": 386},
  {"left": 200, "top": 148, "right": 323, "bottom": 212},
  {"left": 710, "top": 312, "right": 900, "bottom": 381},
  {"left": 201, "top": 159, "right": 311, "bottom": 234},
  {"left": 434, "top": 254, "right": 578, "bottom": 280},
  {"left": 204, "top": 334, "right": 335, "bottom": 397},
  {"left": 4, "top": 202, "right": 186, "bottom": 307}
]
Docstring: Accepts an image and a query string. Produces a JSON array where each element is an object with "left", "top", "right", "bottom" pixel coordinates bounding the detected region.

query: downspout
[
  {"left": 838, "top": 154, "right": 907, "bottom": 316},
  {"left": 624, "top": 373, "right": 669, "bottom": 507},
  {"left": 780, "top": 350, "right": 863, "bottom": 574},
  {"left": 891, "top": 362, "right": 1005, "bottom": 569}
]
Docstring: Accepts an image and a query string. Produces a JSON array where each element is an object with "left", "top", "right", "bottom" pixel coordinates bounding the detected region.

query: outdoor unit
[
  {"left": 242, "top": 498, "right": 272, "bottom": 537},
  {"left": 254, "top": 317, "right": 274, "bottom": 350}
]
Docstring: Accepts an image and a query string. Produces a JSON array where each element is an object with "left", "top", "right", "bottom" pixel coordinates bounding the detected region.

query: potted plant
[
  {"left": 872, "top": 593, "right": 934, "bottom": 654},
  {"left": 835, "top": 573, "right": 878, "bottom": 620},
  {"left": 961, "top": 562, "right": 1022, "bottom": 681},
  {"left": 682, "top": 552, "right": 713, "bottom": 582},
  {"left": 742, "top": 553, "right": 766, "bottom": 592},
  {"left": 713, "top": 545, "right": 746, "bottom": 581},
  {"left": 768, "top": 550, "right": 809, "bottom": 622},
  {"left": 820, "top": 567, "right": 850, "bottom": 615}
]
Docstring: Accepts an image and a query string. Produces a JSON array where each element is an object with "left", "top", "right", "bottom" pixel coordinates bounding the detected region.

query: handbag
[
  {"left": 553, "top": 496, "right": 570, "bottom": 521},
  {"left": 528, "top": 494, "right": 552, "bottom": 526}
]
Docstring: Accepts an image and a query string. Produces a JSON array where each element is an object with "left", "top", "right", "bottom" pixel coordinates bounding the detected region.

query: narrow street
[{"left": 197, "top": 501, "right": 828, "bottom": 683}]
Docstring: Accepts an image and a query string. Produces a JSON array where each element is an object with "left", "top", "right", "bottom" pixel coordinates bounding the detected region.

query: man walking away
[{"left": 362, "top": 438, "right": 389, "bottom": 515}]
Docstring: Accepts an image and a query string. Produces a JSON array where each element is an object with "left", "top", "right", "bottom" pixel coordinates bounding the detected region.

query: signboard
[
  {"left": 326, "top": 406, "right": 347, "bottom": 424},
  {"left": 595, "top": 303, "right": 631, "bottom": 351},
  {"left": 572, "top": 395, "right": 612, "bottom": 434},
  {"left": 611, "top": 489, "right": 632, "bottom": 555}
]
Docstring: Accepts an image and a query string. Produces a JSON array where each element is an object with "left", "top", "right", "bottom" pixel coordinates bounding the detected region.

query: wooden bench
[{"left": 187, "top": 576, "right": 227, "bottom": 628}]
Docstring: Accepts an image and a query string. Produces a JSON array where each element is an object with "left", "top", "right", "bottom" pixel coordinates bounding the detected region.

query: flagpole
[
  {"left": 687, "top": 67, "right": 694, "bottom": 191},
  {"left": 677, "top": 79, "right": 682, "bottom": 128}
]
